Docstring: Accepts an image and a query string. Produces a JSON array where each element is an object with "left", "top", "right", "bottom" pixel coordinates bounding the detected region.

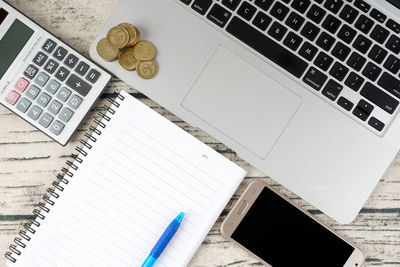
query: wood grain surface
[{"left": 0, "top": 1, "right": 399, "bottom": 266}]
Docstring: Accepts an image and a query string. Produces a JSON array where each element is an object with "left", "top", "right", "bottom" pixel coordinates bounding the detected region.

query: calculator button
[
  {"left": 38, "top": 113, "right": 54, "bottom": 128},
  {"left": 44, "top": 59, "right": 59, "bottom": 74},
  {"left": 86, "top": 69, "right": 101, "bottom": 83},
  {"left": 42, "top": 39, "right": 57, "bottom": 53},
  {"left": 49, "top": 120, "right": 65, "bottom": 136},
  {"left": 55, "top": 66, "right": 70, "bottom": 82},
  {"left": 66, "top": 74, "right": 92, "bottom": 96},
  {"left": 65, "top": 54, "right": 79, "bottom": 68},
  {"left": 37, "top": 92, "right": 51, "bottom": 108},
  {"left": 35, "top": 72, "right": 50, "bottom": 87},
  {"left": 45, "top": 80, "right": 61, "bottom": 95},
  {"left": 67, "top": 94, "right": 83, "bottom": 110},
  {"left": 33, "top": 52, "right": 48, "bottom": 67},
  {"left": 27, "top": 105, "right": 43, "bottom": 121},
  {"left": 59, "top": 107, "right": 74, "bottom": 123},
  {"left": 14, "top": 77, "right": 29, "bottom": 92},
  {"left": 48, "top": 99, "right": 62, "bottom": 115},
  {"left": 26, "top": 85, "right": 41, "bottom": 100},
  {"left": 75, "top": 61, "right": 90, "bottom": 76},
  {"left": 53, "top": 46, "right": 68, "bottom": 61},
  {"left": 56, "top": 87, "right": 71, "bottom": 102},
  {"left": 16, "top": 98, "right": 32, "bottom": 113},
  {"left": 24, "top": 65, "right": 39, "bottom": 79},
  {"left": 5, "top": 90, "right": 20, "bottom": 105}
]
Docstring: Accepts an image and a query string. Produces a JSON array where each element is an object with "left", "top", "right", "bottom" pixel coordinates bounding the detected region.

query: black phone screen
[{"left": 231, "top": 187, "right": 355, "bottom": 267}]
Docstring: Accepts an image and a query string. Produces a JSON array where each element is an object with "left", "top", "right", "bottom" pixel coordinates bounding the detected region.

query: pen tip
[{"left": 176, "top": 212, "right": 185, "bottom": 223}]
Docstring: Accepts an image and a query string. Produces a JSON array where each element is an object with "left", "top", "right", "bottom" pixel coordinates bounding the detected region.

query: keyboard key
[
  {"left": 370, "top": 25, "right": 390, "bottom": 44},
  {"left": 35, "top": 72, "right": 49, "bottom": 87},
  {"left": 253, "top": 11, "right": 272, "bottom": 31},
  {"left": 37, "top": 92, "right": 51, "bottom": 108},
  {"left": 384, "top": 55, "right": 400, "bottom": 74},
  {"left": 337, "top": 96, "right": 354, "bottom": 111},
  {"left": 64, "top": 54, "right": 79, "bottom": 68},
  {"left": 48, "top": 99, "right": 62, "bottom": 115},
  {"left": 66, "top": 74, "right": 92, "bottom": 96},
  {"left": 352, "top": 107, "right": 369, "bottom": 121},
  {"left": 300, "top": 22, "right": 320, "bottom": 41},
  {"left": 357, "top": 99, "right": 374, "bottom": 114},
  {"left": 27, "top": 105, "right": 42, "bottom": 121},
  {"left": 386, "top": 35, "right": 400, "bottom": 54},
  {"left": 322, "top": 15, "right": 341, "bottom": 34},
  {"left": 291, "top": 0, "right": 311, "bottom": 14},
  {"left": 192, "top": 0, "right": 212, "bottom": 15},
  {"left": 14, "top": 77, "right": 29, "bottom": 93},
  {"left": 329, "top": 62, "right": 349, "bottom": 81},
  {"left": 316, "top": 32, "right": 335, "bottom": 51},
  {"left": 323, "top": 0, "right": 344, "bottom": 14},
  {"left": 39, "top": 113, "right": 54, "bottom": 128},
  {"left": 303, "top": 66, "right": 327, "bottom": 91},
  {"left": 270, "top": 2, "right": 289, "bottom": 21},
  {"left": 378, "top": 72, "right": 400, "bottom": 99},
  {"left": 67, "top": 94, "right": 83, "bottom": 110},
  {"left": 355, "top": 15, "right": 374, "bottom": 34},
  {"left": 59, "top": 107, "right": 74, "bottom": 123},
  {"left": 222, "top": 0, "right": 241, "bottom": 11},
  {"left": 75, "top": 61, "right": 90, "bottom": 76},
  {"left": 346, "top": 52, "right": 366, "bottom": 71},
  {"left": 86, "top": 69, "right": 101, "bottom": 84},
  {"left": 337, "top": 24, "right": 356, "bottom": 44},
  {"left": 50, "top": 120, "right": 65, "bottom": 136},
  {"left": 44, "top": 59, "right": 59, "bottom": 74},
  {"left": 45, "top": 80, "right": 61, "bottom": 95},
  {"left": 26, "top": 85, "right": 41, "bottom": 100},
  {"left": 5, "top": 90, "right": 20, "bottom": 105},
  {"left": 283, "top": 32, "right": 303, "bottom": 51},
  {"left": 24, "top": 65, "right": 39, "bottom": 80},
  {"left": 226, "top": 17, "right": 308, "bottom": 78},
  {"left": 238, "top": 2, "right": 257, "bottom": 21},
  {"left": 207, "top": 4, "right": 233, "bottom": 27},
  {"left": 53, "top": 46, "right": 68, "bottom": 61},
  {"left": 55, "top": 66, "right": 70, "bottom": 82},
  {"left": 339, "top": 4, "right": 359, "bottom": 24},
  {"left": 33, "top": 52, "right": 48, "bottom": 67},
  {"left": 322, "top": 79, "right": 343, "bottom": 101},
  {"left": 368, "top": 45, "right": 388, "bottom": 64},
  {"left": 267, "top": 21, "right": 288, "bottom": 41},
  {"left": 42, "top": 39, "right": 57, "bottom": 53},
  {"left": 306, "top": 4, "right": 326, "bottom": 24},
  {"left": 255, "top": 0, "right": 273, "bottom": 11},
  {"left": 56, "top": 87, "right": 72, "bottom": 102},
  {"left": 285, "top": 11, "right": 305, "bottom": 31},
  {"left": 368, "top": 117, "right": 385, "bottom": 131},
  {"left": 314, "top": 51, "right": 333, "bottom": 71},
  {"left": 16, "top": 98, "right": 31, "bottom": 113},
  {"left": 354, "top": 0, "right": 370, "bottom": 13},
  {"left": 370, "top": 8, "right": 387, "bottom": 23},
  {"left": 299, "top": 41, "right": 318, "bottom": 61},
  {"left": 386, "top": 19, "right": 400, "bottom": 34},
  {"left": 360, "top": 82, "right": 399, "bottom": 114},
  {"left": 352, "top": 35, "right": 372, "bottom": 54},
  {"left": 362, "top": 62, "right": 381, "bottom": 82},
  {"left": 331, "top": 42, "right": 351, "bottom": 61}
]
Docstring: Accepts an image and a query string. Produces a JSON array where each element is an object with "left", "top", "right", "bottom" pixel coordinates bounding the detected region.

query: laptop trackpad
[{"left": 182, "top": 46, "right": 302, "bottom": 159}]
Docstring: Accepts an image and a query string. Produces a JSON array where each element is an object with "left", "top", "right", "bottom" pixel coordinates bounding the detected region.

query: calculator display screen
[{"left": 0, "top": 19, "right": 34, "bottom": 79}]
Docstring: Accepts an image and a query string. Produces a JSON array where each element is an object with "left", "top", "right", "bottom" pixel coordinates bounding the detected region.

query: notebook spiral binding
[{"left": 5, "top": 93, "right": 125, "bottom": 263}]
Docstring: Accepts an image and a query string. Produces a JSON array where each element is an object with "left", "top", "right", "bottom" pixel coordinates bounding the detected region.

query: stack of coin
[{"left": 96, "top": 23, "right": 158, "bottom": 80}]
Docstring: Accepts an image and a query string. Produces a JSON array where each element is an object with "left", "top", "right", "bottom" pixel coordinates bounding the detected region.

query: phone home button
[{"left": 237, "top": 200, "right": 248, "bottom": 215}]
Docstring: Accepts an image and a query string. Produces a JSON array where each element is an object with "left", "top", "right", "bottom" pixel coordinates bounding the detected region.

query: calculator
[{"left": 0, "top": 1, "right": 112, "bottom": 145}]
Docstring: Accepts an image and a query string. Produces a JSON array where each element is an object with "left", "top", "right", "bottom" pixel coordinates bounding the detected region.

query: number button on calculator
[
  {"left": 27, "top": 106, "right": 43, "bottom": 121},
  {"left": 37, "top": 92, "right": 51, "bottom": 108},
  {"left": 26, "top": 85, "right": 40, "bottom": 100},
  {"left": 46, "top": 80, "right": 61, "bottom": 95},
  {"left": 35, "top": 72, "right": 49, "bottom": 87},
  {"left": 16, "top": 98, "right": 32, "bottom": 113},
  {"left": 39, "top": 113, "right": 54, "bottom": 128}
]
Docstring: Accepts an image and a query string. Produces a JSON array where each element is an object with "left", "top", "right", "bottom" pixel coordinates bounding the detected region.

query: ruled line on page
[{"left": 47, "top": 237, "right": 96, "bottom": 267}]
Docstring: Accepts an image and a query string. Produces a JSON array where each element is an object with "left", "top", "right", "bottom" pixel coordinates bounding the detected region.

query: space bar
[{"left": 226, "top": 17, "right": 308, "bottom": 78}]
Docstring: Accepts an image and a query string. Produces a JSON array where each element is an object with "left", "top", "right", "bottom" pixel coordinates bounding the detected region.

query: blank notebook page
[{"left": 9, "top": 91, "right": 246, "bottom": 267}]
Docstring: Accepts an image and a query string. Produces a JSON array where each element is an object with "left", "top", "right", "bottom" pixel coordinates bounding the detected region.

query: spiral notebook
[{"left": 5, "top": 90, "right": 246, "bottom": 267}]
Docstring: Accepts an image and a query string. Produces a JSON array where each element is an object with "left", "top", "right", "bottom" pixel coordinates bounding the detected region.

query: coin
[
  {"left": 118, "top": 23, "right": 140, "bottom": 47},
  {"left": 137, "top": 60, "right": 158, "bottom": 79},
  {"left": 107, "top": 26, "right": 129, "bottom": 49},
  {"left": 96, "top": 38, "right": 119, "bottom": 62},
  {"left": 118, "top": 48, "right": 138, "bottom": 71},
  {"left": 133, "top": 41, "right": 156, "bottom": 61}
]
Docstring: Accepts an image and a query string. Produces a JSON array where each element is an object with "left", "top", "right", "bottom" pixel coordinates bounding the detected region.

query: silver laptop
[{"left": 90, "top": 0, "right": 400, "bottom": 223}]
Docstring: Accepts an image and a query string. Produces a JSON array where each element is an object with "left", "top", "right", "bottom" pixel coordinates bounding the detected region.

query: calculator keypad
[
  {"left": 26, "top": 85, "right": 40, "bottom": 100},
  {"left": 35, "top": 72, "right": 49, "bottom": 87}
]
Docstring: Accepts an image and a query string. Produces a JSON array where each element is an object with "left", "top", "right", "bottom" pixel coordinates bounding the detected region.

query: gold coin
[
  {"left": 107, "top": 26, "right": 129, "bottom": 49},
  {"left": 96, "top": 38, "right": 119, "bottom": 62},
  {"left": 137, "top": 60, "right": 158, "bottom": 79},
  {"left": 118, "top": 23, "right": 140, "bottom": 47},
  {"left": 118, "top": 48, "right": 138, "bottom": 71},
  {"left": 133, "top": 41, "right": 156, "bottom": 61}
]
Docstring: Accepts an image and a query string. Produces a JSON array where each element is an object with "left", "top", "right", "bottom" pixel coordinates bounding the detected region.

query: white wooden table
[{"left": 0, "top": 1, "right": 399, "bottom": 266}]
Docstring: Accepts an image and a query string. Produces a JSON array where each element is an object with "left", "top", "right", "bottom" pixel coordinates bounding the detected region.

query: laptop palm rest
[{"left": 182, "top": 46, "right": 302, "bottom": 159}]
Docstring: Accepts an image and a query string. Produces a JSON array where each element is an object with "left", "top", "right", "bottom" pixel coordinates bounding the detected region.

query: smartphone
[{"left": 221, "top": 181, "right": 365, "bottom": 267}]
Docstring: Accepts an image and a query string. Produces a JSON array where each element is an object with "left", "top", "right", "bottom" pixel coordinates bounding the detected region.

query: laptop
[{"left": 89, "top": 0, "right": 400, "bottom": 224}]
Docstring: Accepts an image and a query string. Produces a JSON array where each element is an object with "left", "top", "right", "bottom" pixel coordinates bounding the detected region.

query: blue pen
[{"left": 141, "top": 212, "right": 185, "bottom": 267}]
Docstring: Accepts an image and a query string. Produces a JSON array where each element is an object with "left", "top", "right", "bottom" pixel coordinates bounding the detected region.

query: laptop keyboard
[{"left": 178, "top": 0, "right": 400, "bottom": 134}]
